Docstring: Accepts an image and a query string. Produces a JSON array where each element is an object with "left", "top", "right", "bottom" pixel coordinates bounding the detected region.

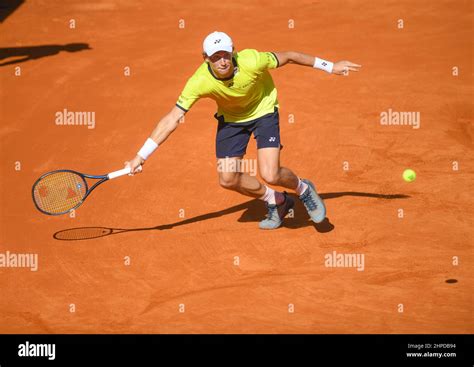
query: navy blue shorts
[{"left": 215, "top": 108, "right": 282, "bottom": 158}]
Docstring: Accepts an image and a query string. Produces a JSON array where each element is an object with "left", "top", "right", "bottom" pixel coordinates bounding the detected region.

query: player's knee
[
  {"left": 219, "top": 173, "right": 240, "bottom": 190},
  {"left": 260, "top": 170, "right": 280, "bottom": 185}
]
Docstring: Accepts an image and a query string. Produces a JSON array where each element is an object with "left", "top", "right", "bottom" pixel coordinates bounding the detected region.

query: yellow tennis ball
[{"left": 403, "top": 169, "right": 416, "bottom": 182}]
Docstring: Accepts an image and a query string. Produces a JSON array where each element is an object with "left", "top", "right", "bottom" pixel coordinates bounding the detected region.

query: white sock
[
  {"left": 296, "top": 178, "right": 309, "bottom": 196},
  {"left": 260, "top": 186, "right": 285, "bottom": 205},
  {"left": 260, "top": 186, "right": 276, "bottom": 205}
]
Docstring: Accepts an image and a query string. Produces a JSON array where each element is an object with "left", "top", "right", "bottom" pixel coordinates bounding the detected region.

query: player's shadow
[
  {"left": 0, "top": 0, "right": 24, "bottom": 23},
  {"left": 237, "top": 195, "right": 334, "bottom": 231},
  {"left": 53, "top": 191, "right": 410, "bottom": 241},
  {"left": 0, "top": 43, "right": 91, "bottom": 67}
]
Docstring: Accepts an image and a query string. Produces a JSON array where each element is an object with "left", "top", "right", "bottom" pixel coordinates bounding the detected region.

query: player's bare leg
[
  {"left": 217, "top": 156, "right": 265, "bottom": 198},
  {"left": 217, "top": 156, "right": 293, "bottom": 229},
  {"left": 258, "top": 147, "right": 326, "bottom": 223},
  {"left": 257, "top": 147, "right": 298, "bottom": 190}
]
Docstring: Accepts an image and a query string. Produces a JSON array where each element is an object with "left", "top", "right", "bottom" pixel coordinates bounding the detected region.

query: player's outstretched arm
[
  {"left": 125, "top": 106, "right": 185, "bottom": 174},
  {"left": 274, "top": 51, "right": 361, "bottom": 75}
]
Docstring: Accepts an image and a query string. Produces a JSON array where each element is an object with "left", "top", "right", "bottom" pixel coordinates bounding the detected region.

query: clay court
[{"left": 0, "top": 0, "right": 472, "bottom": 334}]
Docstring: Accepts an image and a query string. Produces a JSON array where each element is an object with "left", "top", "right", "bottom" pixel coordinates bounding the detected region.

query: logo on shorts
[{"left": 269, "top": 137, "right": 276, "bottom": 142}]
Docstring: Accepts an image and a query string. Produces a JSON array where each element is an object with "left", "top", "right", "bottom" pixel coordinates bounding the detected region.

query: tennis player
[{"left": 125, "top": 31, "right": 361, "bottom": 229}]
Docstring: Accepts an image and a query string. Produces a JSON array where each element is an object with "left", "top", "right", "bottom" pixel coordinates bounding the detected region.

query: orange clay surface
[{"left": 0, "top": 0, "right": 472, "bottom": 333}]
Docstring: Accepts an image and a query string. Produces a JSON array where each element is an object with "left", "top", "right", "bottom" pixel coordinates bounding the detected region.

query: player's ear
[{"left": 202, "top": 52, "right": 208, "bottom": 62}]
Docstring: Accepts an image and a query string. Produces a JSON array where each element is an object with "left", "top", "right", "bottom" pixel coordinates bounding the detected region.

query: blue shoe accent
[{"left": 299, "top": 179, "right": 326, "bottom": 223}]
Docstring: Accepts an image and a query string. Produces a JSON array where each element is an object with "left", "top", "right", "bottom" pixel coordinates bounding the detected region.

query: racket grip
[{"left": 108, "top": 165, "right": 142, "bottom": 179}]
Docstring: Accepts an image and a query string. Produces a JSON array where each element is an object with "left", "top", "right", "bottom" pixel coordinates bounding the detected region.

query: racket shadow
[
  {"left": 53, "top": 200, "right": 260, "bottom": 241},
  {"left": 53, "top": 191, "right": 410, "bottom": 241}
]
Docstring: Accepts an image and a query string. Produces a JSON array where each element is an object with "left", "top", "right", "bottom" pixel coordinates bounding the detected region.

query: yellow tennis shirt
[{"left": 176, "top": 49, "right": 279, "bottom": 123}]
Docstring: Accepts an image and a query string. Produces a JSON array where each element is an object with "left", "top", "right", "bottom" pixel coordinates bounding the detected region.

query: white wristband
[
  {"left": 137, "top": 138, "right": 158, "bottom": 160},
  {"left": 313, "top": 57, "right": 334, "bottom": 74}
]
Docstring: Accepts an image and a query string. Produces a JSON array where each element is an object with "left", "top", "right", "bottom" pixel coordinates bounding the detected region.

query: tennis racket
[{"left": 32, "top": 166, "right": 141, "bottom": 215}]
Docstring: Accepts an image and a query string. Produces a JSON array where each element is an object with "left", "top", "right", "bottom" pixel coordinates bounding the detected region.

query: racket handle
[{"left": 108, "top": 165, "right": 142, "bottom": 180}]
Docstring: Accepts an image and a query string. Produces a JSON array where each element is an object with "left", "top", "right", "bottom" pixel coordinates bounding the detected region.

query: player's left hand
[{"left": 332, "top": 61, "right": 361, "bottom": 75}]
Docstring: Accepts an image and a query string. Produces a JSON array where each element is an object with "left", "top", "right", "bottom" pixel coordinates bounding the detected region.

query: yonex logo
[
  {"left": 214, "top": 39, "right": 221, "bottom": 44},
  {"left": 322, "top": 62, "right": 327, "bottom": 66},
  {"left": 269, "top": 137, "right": 276, "bottom": 142}
]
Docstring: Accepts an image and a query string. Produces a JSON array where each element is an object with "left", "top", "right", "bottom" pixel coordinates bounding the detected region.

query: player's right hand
[
  {"left": 124, "top": 155, "right": 145, "bottom": 175},
  {"left": 332, "top": 60, "right": 361, "bottom": 75}
]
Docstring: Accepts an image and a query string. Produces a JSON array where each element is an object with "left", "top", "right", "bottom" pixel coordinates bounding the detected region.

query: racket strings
[{"left": 33, "top": 172, "right": 87, "bottom": 214}]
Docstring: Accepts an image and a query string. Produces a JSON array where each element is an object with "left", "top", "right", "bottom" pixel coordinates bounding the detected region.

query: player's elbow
[
  {"left": 164, "top": 114, "right": 180, "bottom": 132},
  {"left": 275, "top": 51, "right": 295, "bottom": 67},
  {"left": 169, "top": 106, "right": 185, "bottom": 124},
  {"left": 159, "top": 108, "right": 183, "bottom": 130},
  {"left": 286, "top": 51, "right": 299, "bottom": 64}
]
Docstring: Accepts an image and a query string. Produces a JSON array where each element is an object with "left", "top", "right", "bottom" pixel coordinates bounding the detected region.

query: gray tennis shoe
[
  {"left": 259, "top": 192, "right": 295, "bottom": 230},
  {"left": 299, "top": 179, "right": 326, "bottom": 223}
]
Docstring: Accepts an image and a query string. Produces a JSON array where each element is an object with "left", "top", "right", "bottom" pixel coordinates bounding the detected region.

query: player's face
[{"left": 206, "top": 51, "right": 233, "bottom": 77}]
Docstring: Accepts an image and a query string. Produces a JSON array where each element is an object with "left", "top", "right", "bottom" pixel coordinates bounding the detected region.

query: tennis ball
[{"left": 403, "top": 169, "right": 416, "bottom": 182}]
